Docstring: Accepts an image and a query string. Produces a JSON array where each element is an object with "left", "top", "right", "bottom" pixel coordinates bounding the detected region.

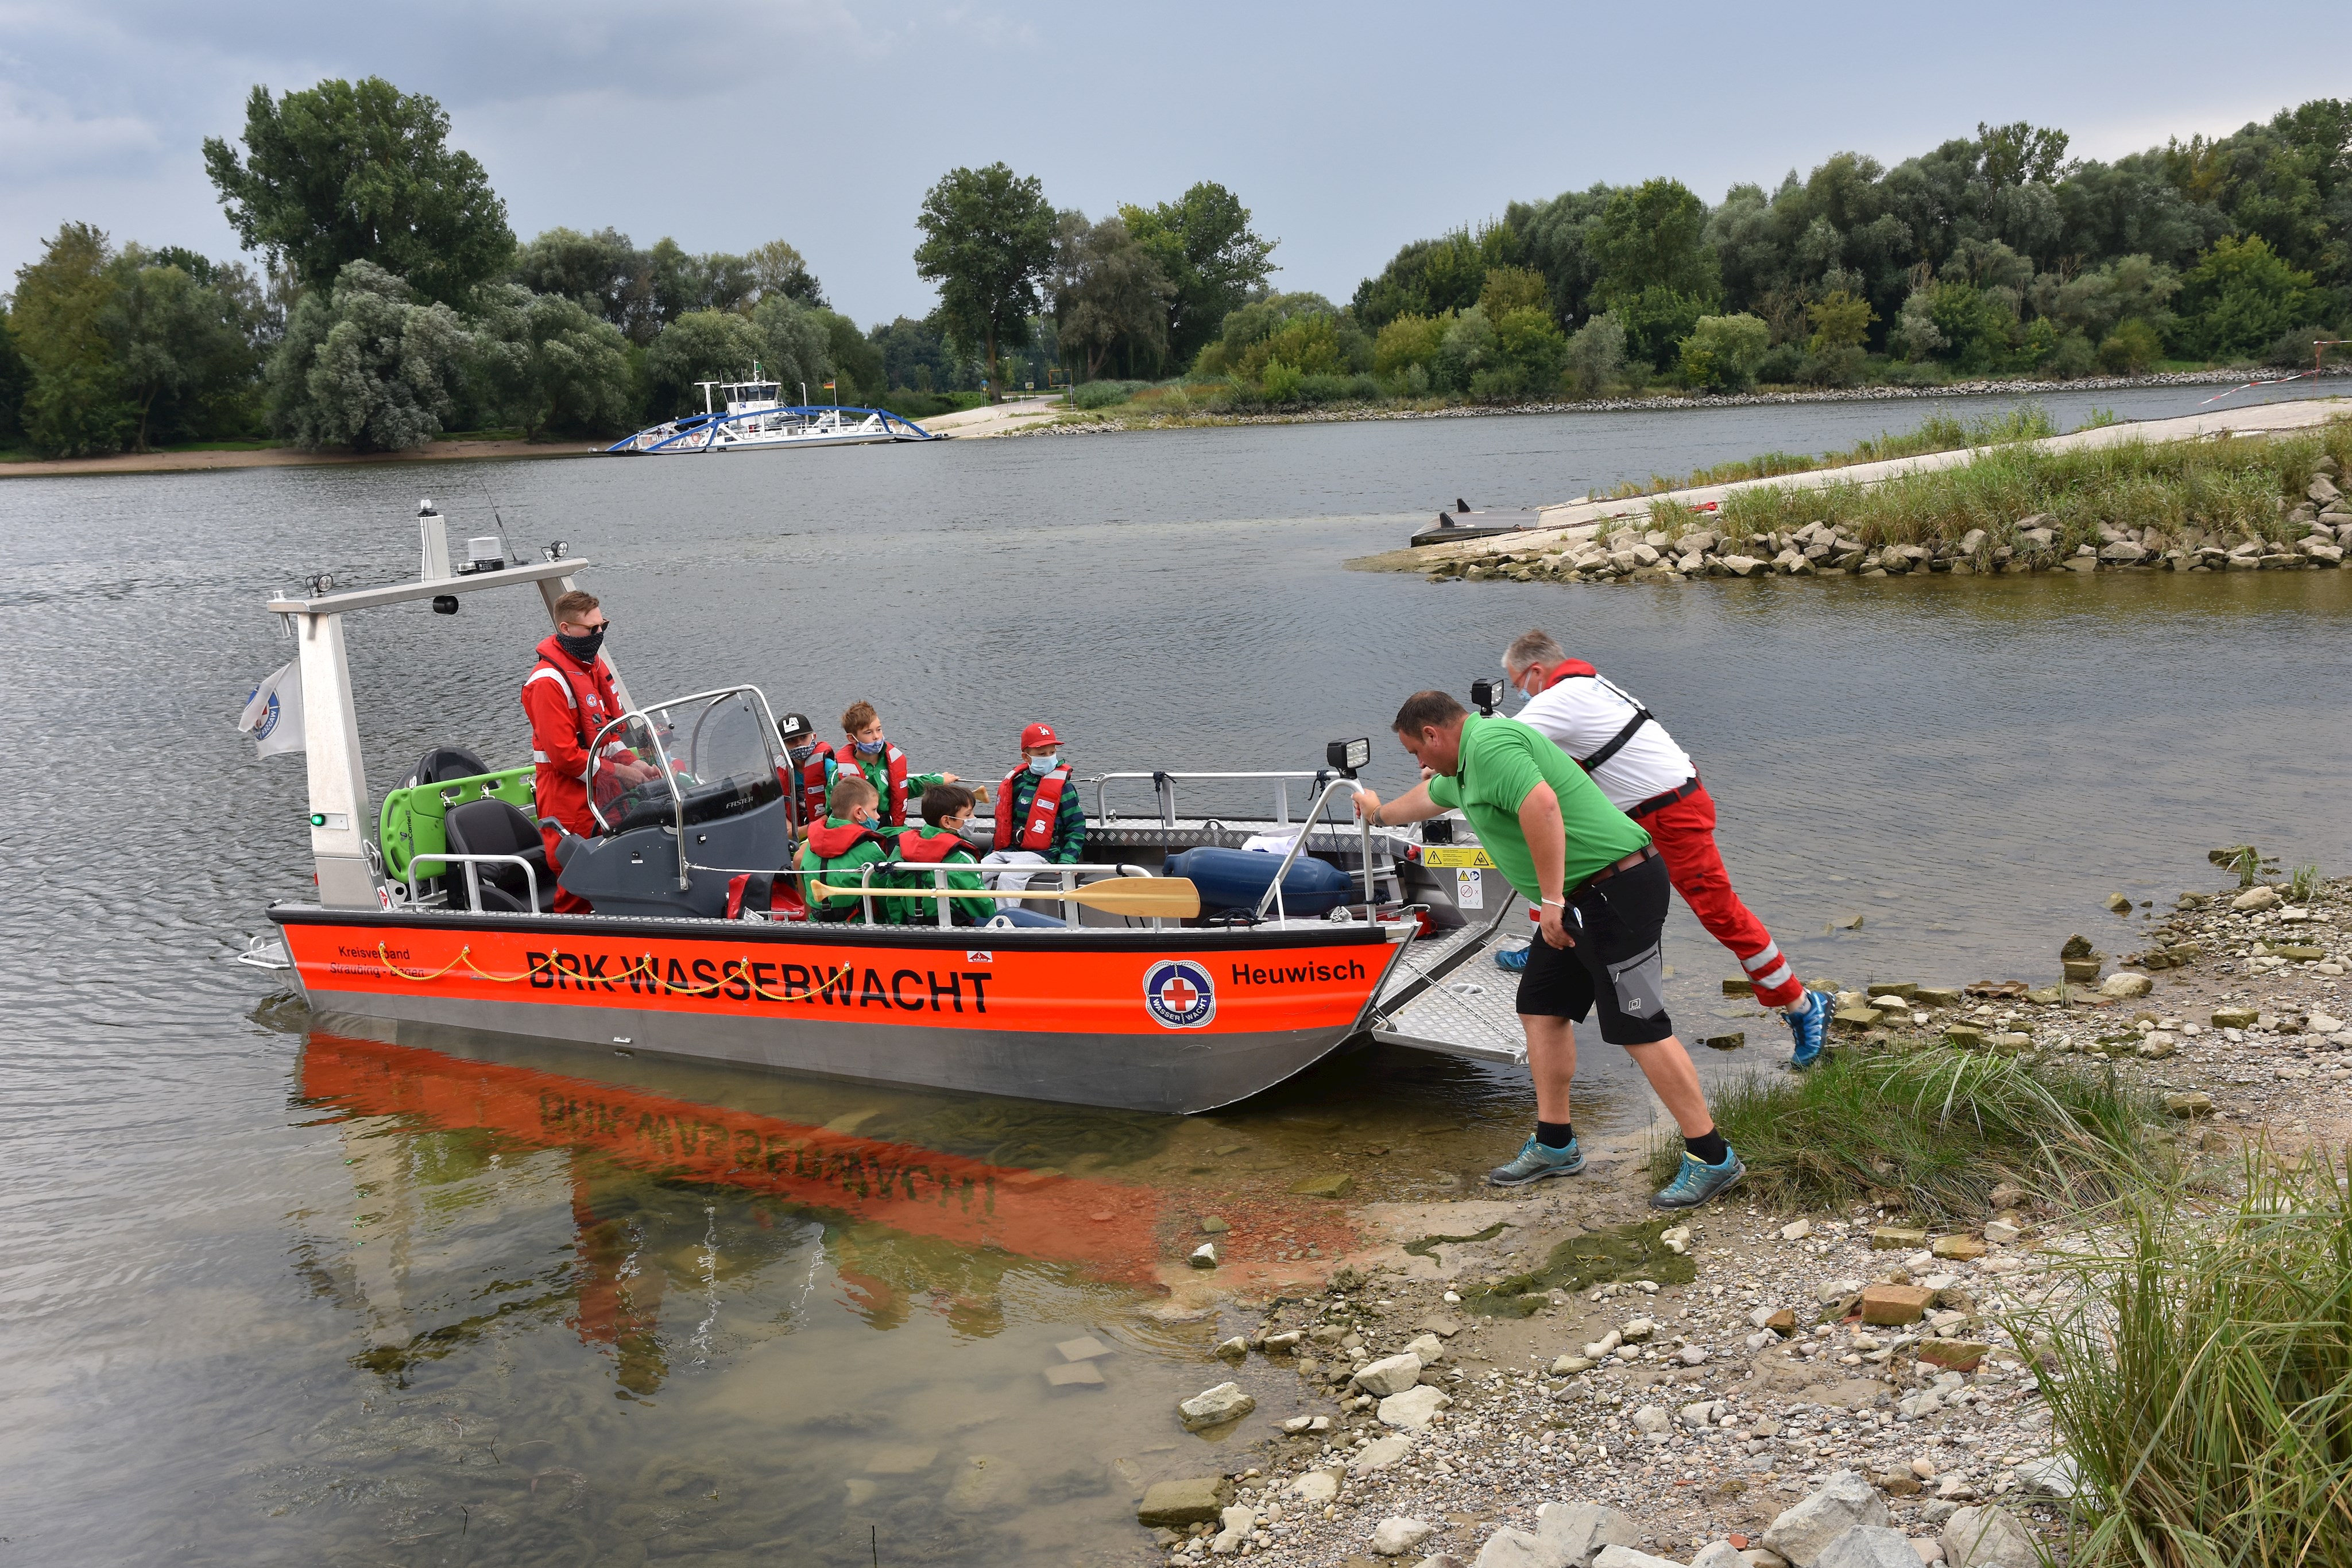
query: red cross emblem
[
  {"left": 1143, "top": 960, "right": 1215, "bottom": 1028},
  {"left": 1159, "top": 975, "right": 1198, "bottom": 1012}
]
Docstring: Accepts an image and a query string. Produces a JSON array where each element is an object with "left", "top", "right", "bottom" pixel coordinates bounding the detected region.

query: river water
[{"left": 2, "top": 384, "right": 2344, "bottom": 1565}]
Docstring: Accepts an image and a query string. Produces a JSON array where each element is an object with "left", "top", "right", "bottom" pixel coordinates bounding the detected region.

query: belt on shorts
[
  {"left": 1568, "top": 843, "right": 1659, "bottom": 898},
  {"left": 1626, "top": 775, "right": 1702, "bottom": 821}
]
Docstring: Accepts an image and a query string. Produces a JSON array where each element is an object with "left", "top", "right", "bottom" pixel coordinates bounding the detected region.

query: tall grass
[
  {"left": 1653, "top": 1047, "right": 2157, "bottom": 1222},
  {"left": 1712, "top": 419, "right": 2352, "bottom": 557},
  {"left": 2030, "top": 1148, "right": 2352, "bottom": 1568},
  {"left": 1605, "top": 406, "right": 2057, "bottom": 501}
]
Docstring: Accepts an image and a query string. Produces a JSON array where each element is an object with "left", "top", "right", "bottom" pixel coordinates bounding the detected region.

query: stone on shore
[
  {"left": 1940, "top": 1505, "right": 2035, "bottom": 1568},
  {"left": 1761, "top": 1472, "right": 1894, "bottom": 1566},
  {"left": 1930, "top": 1235, "right": 1986, "bottom": 1261},
  {"left": 2010, "top": 1456, "right": 2082, "bottom": 1499},
  {"left": 1538, "top": 1500, "right": 1642, "bottom": 1565},
  {"left": 1353, "top": 1352, "right": 1425, "bottom": 1397},
  {"left": 1178, "top": 1381, "right": 1255, "bottom": 1430},
  {"left": 1374, "top": 1517, "right": 1439, "bottom": 1557},
  {"left": 2100, "top": 971, "right": 2154, "bottom": 998},
  {"left": 1815, "top": 1526, "right": 1923, "bottom": 1568},
  {"left": 1138, "top": 1475, "right": 1231, "bottom": 1526},
  {"left": 1595, "top": 1547, "right": 1689, "bottom": 1568},
  {"left": 1291, "top": 1468, "right": 1341, "bottom": 1504},
  {"left": 2211, "top": 1006, "right": 2257, "bottom": 1029},
  {"left": 1692, "top": 1544, "right": 1751, "bottom": 1568},
  {"left": 1860, "top": 1285, "right": 1935, "bottom": 1325},
  {"left": 1350, "top": 1434, "right": 1415, "bottom": 1475},
  {"left": 1473, "top": 1527, "right": 1556, "bottom": 1568},
  {"left": 1379, "top": 1385, "right": 1450, "bottom": 1429},
  {"left": 1190, "top": 1241, "right": 1218, "bottom": 1268},
  {"left": 1916, "top": 1339, "right": 1991, "bottom": 1372},
  {"left": 1872, "top": 1226, "right": 1928, "bottom": 1250},
  {"left": 1291, "top": 1172, "right": 1355, "bottom": 1198},
  {"left": 2164, "top": 1092, "right": 2214, "bottom": 1118},
  {"left": 2233, "top": 885, "right": 2280, "bottom": 911},
  {"left": 1211, "top": 1504, "right": 1255, "bottom": 1555}
]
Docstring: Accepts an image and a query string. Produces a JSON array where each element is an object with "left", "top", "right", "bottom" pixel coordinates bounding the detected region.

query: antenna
[{"left": 467, "top": 471, "right": 522, "bottom": 571}]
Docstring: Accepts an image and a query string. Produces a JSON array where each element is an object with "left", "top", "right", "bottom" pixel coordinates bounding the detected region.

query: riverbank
[
  {"left": 1018, "top": 366, "right": 2352, "bottom": 439},
  {"left": 1352, "top": 399, "right": 2352, "bottom": 583},
  {"left": 0, "top": 433, "right": 603, "bottom": 478},
  {"left": 1139, "top": 858, "right": 2349, "bottom": 1566}
]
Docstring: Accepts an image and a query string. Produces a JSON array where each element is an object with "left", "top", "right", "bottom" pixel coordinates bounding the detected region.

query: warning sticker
[
  {"left": 1455, "top": 868, "right": 1485, "bottom": 909},
  {"left": 1421, "top": 846, "right": 1496, "bottom": 869}
]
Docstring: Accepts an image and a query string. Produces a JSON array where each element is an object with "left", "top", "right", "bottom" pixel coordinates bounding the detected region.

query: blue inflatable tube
[{"left": 1167, "top": 846, "right": 1355, "bottom": 918}]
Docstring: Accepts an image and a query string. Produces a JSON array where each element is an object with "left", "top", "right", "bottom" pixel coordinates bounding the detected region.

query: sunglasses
[{"left": 566, "top": 618, "right": 612, "bottom": 633}]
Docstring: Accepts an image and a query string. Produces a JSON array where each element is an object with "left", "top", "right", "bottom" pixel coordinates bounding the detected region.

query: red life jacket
[
  {"left": 826, "top": 743, "right": 913, "bottom": 826},
  {"left": 805, "top": 820, "right": 887, "bottom": 860},
  {"left": 875, "top": 745, "right": 911, "bottom": 826},
  {"left": 523, "top": 634, "right": 629, "bottom": 835},
  {"left": 994, "top": 763, "right": 1072, "bottom": 852},
  {"left": 1534, "top": 657, "right": 1598, "bottom": 692},
  {"left": 797, "top": 742, "right": 838, "bottom": 823},
  {"left": 898, "top": 828, "right": 977, "bottom": 865}
]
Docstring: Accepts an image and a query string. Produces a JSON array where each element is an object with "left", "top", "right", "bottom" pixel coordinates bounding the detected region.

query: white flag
[{"left": 238, "top": 659, "right": 306, "bottom": 757}]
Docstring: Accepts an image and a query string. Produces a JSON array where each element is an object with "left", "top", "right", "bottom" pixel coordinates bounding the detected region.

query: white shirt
[{"left": 1514, "top": 672, "right": 1695, "bottom": 810}]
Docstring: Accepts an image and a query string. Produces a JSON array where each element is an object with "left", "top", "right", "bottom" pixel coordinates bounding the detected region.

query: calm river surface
[{"left": 2, "top": 386, "right": 2345, "bottom": 1565}]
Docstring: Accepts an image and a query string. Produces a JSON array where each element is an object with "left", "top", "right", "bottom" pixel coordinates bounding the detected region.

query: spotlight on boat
[
  {"left": 431, "top": 594, "right": 460, "bottom": 615},
  {"left": 1327, "top": 737, "right": 1371, "bottom": 776},
  {"left": 540, "top": 540, "right": 570, "bottom": 562},
  {"left": 1470, "top": 678, "right": 1500, "bottom": 716},
  {"left": 304, "top": 572, "right": 336, "bottom": 597}
]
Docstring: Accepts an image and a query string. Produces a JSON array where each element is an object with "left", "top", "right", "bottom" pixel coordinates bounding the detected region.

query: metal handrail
[
  {"left": 831, "top": 861, "right": 1154, "bottom": 928},
  {"left": 408, "top": 853, "right": 542, "bottom": 914},
  {"left": 1090, "top": 769, "right": 1337, "bottom": 826},
  {"left": 1251, "top": 777, "right": 1378, "bottom": 922}
]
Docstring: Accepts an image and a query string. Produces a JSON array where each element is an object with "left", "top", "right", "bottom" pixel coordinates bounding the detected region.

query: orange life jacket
[{"left": 898, "top": 828, "right": 978, "bottom": 864}]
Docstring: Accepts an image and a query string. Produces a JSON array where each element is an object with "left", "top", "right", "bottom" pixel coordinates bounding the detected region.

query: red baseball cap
[{"left": 1020, "top": 722, "right": 1059, "bottom": 750}]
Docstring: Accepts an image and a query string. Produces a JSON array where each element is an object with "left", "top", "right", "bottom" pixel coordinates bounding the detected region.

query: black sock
[
  {"left": 1684, "top": 1129, "right": 1729, "bottom": 1166},
  {"left": 1535, "top": 1120, "right": 1575, "bottom": 1149}
]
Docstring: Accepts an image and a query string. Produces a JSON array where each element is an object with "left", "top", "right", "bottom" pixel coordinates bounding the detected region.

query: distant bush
[
  {"left": 1797, "top": 343, "right": 1867, "bottom": 387},
  {"left": 2045, "top": 330, "right": 2099, "bottom": 379},
  {"left": 1260, "top": 360, "right": 1305, "bottom": 402},
  {"left": 1753, "top": 342, "right": 1804, "bottom": 385},
  {"left": 1373, "top": 312, "right": 1446, "bottom": 378},
  {"left": 1562, "top": 313, "right": 1627, "bottom": 398},
  {"left": 2267, "top": 325, "right": 2345, "bottom": 369},
  {"left": 1069, "top": 379, "right": 1146, "bottom": 409},
  {"left": 1677, "top": 313, "right": 1770, "bottom": 392},
  {"left": 2098, "top": 319, "right": 2161, "bottom": 374}
]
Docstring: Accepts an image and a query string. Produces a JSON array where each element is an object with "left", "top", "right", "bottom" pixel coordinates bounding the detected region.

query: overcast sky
[{"left": 6, "top": 1, "right": 2349, "bottom": 326}]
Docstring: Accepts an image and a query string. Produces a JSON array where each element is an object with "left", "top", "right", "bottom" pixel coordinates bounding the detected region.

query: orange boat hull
[{"left": 273, "top": 907, "right": 1408, "bottom": 1113}]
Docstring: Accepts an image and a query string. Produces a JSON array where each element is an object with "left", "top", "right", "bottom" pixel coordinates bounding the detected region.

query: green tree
[
  {"left": 1588, "top": 179, "right": 1720, "bottom": 311},
  {"left": 203, "top": 77, "right": 513, "bottom": 307},
  {"left": 2176, "top": 234, "right": 2318, "bottom": 358},
  {"left": 914, "top": 163, "right": 1057, "bottom": 400},
  {"left": 816, "top": 309, "right": 884, "bottom": 403},
  {"left": 747, "top": 239, "right": 826, "bottom": 309},
  {"left": 2098, "top": 318, "right": 2163, "bottom": 374},
  {"left": 1119, "top": 182, "right": 1277, "bottom": 366},
  {"left": 1372, "top": 312, "right": 1447, "bottom": 380},
  {"left": 11, "top": 222, "right": 132, "bottom": 456},
  {"left": 1477, "top": 266, "right": 1549, "bottom": 320},
  {"left": 644, "top": 309, "right": 768, "bottom": 417},
  {"left": 469, "top": 285, "right": 637, "bottom": 438},
  {"left": 269, "top": 261, "right": 468, "bottom": 450},
  {"left": 1051, "top": 212, "right": 1174, "bottom": 380},
  {"left": 512, "top": 227, "right": 647, "bottom": 334},
  {"left": 1804, "top": 290, "right": 1877, "bottom": 353},
  {"left": 752, "top": 296, "right": 837, "bottom": 403},
  {"left": 1614, "top": 286, "right": 1712, "bottom": 371},
  {"left": 1435, "top": 306, "right": 1501, "bottom": 393},
  {"left": 1493, "top": 306, "right": 1569, "bottom": 394},
  {"left": 1352, "top": 223, "right": 1516, "bottom": 332},
  {"left": 96, "top": 248, "right": 258, "bottom": 451},
  {"left": 1677, "top": 313, "right": 1772, "bottom": 391},
  {"left": 0, "top": 313, "right": 29, "bottom": 443},
  {"left": 1562, "top": 312, "right": 1628, "bottom": 397}
]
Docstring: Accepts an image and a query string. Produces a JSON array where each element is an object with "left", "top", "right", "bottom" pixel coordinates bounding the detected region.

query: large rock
[
  {"left": 1375, "top": 1517, "right": 1440, "bottom": 1557},
  {"left": 1538, "top": 1501, "right": 1641, "bottom": 1566},
  {"left": 1940, "top": 1505, "right": 2035, "bottom": 1568},
  {"left": 1178, "top": 1381, "right": 1256, "bottom": 1430},
  {"left": 1291, "top": 1468, "right": 1341, "bottom": 1504},
  {"left": 1594, "top": 1548, "right": 1689, "bottom": 1568},
  {"left": 1379, "top": 1384, "right": 1451, "bottom": 1429},
  {"left": 1631, "top": 1404, "right": 1673, "bottom": 1434},
  {"left": 1692, "top": 1545, "right": 1750, "bottom": 1568},
  {"left": 1475, "top": 1528, "right": 1557, "bottom": 1568},
  {"left": 1211, "top": 1504, "right": 1255, "bottom": 1556},
  {"left": 2010, "top": 1456, "right": 2082, "bottom": 1499},
  {"left": 1138, "top": 1475, "right": 1231, "bottom": 1526},
  {"left": 2100, "top": 971, "right": 2154, "bottom": 998},
  {"left": 1813, "top": 1527, "right": 1921, "bottom": 1568},
  {"left": 1761, "top": 1472, "right": 1894, "bottom": 1566},
  {"left": 1860, "top": 1285, "right": 1935, "bottom": 1325},
  {"left": 1350, "top": 1434, "right": 1415, "bottom": 1476},
  {"left": 1354, "top": 1352, "right": 1425, "bottom": 1397},
  {"left": 2233, "top": 885, "right": 2280, "bottom": 912}
]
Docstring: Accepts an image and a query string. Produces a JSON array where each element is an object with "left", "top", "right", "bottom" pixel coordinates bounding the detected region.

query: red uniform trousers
[
  {"left": 1635, "top": 779, "right": 1804, "bottom": 1009},
  {"left": 538, "top": 807, "right": 595, "bottom": 915}
]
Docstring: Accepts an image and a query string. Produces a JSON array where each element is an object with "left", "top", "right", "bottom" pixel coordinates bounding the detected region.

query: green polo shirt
[{"left": 1425, "top": 714, "right": 1650, "bottom": 900}]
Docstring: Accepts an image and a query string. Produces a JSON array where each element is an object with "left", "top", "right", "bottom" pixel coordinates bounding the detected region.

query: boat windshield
[{"left": 588, "top": 688, "right": 785, "bottom": 833}]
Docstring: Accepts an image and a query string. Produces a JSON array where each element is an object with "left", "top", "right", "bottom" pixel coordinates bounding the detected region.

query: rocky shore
[
  {"left": 1414, "top": 455, "right": 2351, "bottom": 587},
  {"left": 1121, "top": 860, "right": 2348, "bottom": 1567}
]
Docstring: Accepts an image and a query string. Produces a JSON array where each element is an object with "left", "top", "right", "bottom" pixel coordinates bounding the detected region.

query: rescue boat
[{"left": 247, "top": 503, "right": 1533, "bottom": 1114}]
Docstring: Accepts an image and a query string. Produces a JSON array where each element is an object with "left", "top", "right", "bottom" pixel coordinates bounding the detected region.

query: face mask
[
  {"left": 557, "top": 627, "right": 605, "bottom": 664},
  {"left": 856, "top": 810, "right": 879, "bottom": 828},
  {"left": 787, "top": 742, "right": 814, "bottom": 768},
  {"left": 855, "top": 737, "right": 886, "bottom": 757},
  {"left": 1027, "top": 753, "right": 1058, "bottom": 774}
]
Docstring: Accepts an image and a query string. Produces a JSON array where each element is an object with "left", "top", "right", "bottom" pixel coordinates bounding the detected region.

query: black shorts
[{"left": 1515, "top": 853, "right": 1674, "bottom": 1046}]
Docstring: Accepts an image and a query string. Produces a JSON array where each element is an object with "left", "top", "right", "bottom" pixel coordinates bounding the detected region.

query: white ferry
[{"left": 605, "top": 370, "right": 939, "bottom": 455}]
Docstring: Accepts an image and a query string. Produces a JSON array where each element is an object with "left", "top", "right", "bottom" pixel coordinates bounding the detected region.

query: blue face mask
[
  {"left": 855, "top": 737, "right": 886, "bottom": 757},
  {"left": 1027, "top": 753, "right": 1058, "bottom": 774}
]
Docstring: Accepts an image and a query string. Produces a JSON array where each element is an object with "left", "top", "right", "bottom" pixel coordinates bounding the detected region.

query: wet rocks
[
  {"left": 1761, "top": 1472, "right": 1894, "bottom": 1566},
  {"left": 1178, "top": 1381, "right": 1256, "bottom": 1430},
  {"left": 1291, "top": 1172, "right": 1356, "bottom": 1198},
  {"left": 1191, "top": 1241, "right": 1220, "bottom": 1268},
  {"left": 1138, "top": 1475, "right": 1231, "bottom": 1526}
]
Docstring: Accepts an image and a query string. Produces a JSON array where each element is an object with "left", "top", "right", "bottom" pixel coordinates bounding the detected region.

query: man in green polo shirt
[{"left": 1353, "top": 690, "right": 1744, "bottom": 1210}]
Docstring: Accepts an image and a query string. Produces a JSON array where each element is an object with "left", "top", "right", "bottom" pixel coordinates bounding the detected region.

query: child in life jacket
[
  {"left": 827, "top": 699, "right": 963, "bottom": 828},
  {"left": 885, "top": 784, "right": 998, "bottom": 926},
  {"left": 796, "top": 774, "right": 899, "bottom": 922}
]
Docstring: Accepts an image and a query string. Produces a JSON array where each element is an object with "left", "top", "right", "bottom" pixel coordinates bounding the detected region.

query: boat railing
[
  {"left": 1252, "top": 777, "right": 1378, "bottom": 922},
  {"left": 840, "top": 860, "right": 1159, "bottom": 928},
  {"left": 407, "top": 853, "right": 541, "bottom": 915},
  {"left": 1090, "top": 769, "right": 1345, "bottom": 828}
]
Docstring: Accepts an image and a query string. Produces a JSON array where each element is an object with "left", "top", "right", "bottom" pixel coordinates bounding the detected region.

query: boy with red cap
[{"left": 988, "top": 722, "right": 1087, "bottom": 875}]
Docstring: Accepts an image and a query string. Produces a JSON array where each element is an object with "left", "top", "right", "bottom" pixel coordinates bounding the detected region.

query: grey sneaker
[
  {"left": 1651, "top": 1147, "right": 1745, "bottom": 1209},
  {"left": 1486, "top": 1135, "right": 1585, "bottom": 1187}
]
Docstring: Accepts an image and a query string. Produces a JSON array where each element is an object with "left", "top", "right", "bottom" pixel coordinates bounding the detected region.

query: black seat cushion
[
  {"left": 404, "top": 744, "right": 490, "bottom": 789},
  {"left": 445, "top": 799, "right": 554, "bottom": 911}
]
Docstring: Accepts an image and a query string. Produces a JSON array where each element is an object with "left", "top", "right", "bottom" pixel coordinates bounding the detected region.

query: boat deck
[{"left": 1369, "top": 893, "right": 1531, "bottom": 1066}]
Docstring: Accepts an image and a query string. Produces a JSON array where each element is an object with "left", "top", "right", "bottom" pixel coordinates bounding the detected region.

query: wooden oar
[{"left": 812, "top": 877, "right": 1201, "bottom": 919}]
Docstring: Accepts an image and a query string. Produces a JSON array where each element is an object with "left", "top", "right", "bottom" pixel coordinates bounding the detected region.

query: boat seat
[
  {"left": 444, "top": 799, "right": 555, "bottom": 912},
  {"left": 400, "top": 744, "right": 491, "bottom": 791}
]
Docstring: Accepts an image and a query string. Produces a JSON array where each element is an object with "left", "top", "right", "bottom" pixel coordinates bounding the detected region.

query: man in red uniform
[
  {"left": 1500, "top": 629, "right": 1831, "bottom": 1068},
  {"left": 523, "top": 590, "right": 655, "bottom": 913}
]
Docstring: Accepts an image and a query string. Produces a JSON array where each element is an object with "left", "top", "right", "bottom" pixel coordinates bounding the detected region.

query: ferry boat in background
[{"left": 605, "top": 367, "right": 939, "bottom": 454}]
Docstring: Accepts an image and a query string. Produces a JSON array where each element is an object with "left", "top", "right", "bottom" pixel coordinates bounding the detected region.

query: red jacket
[
  {"left": 1534, "top": 657, "right": 1598, "bottom": 692},
  {"left": 523, "top": 634, "right": 629, "bottom": 836}
]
